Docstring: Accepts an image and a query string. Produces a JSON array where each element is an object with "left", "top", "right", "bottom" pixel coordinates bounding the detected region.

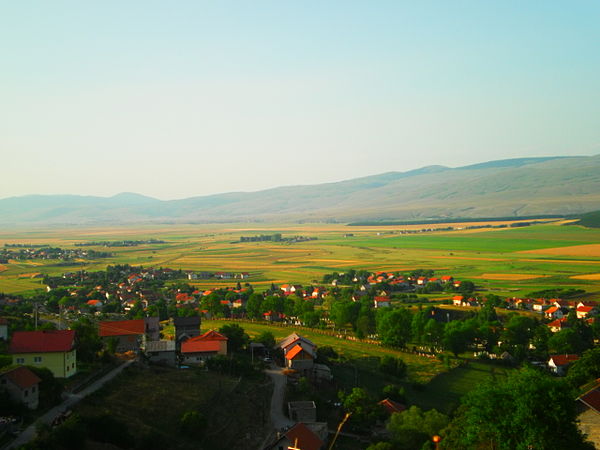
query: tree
[
  {"left": 548, "top": 328, "right": 584, "bottom": 354},
  {"left": 254, "top": 331, "right": 275, "bottom": 348},
  {"left": 443, "top": 319, "right": 476, "bottom": 357},
  {"left": 388, "top": 406, "right": 449, "bottom": 450},
  {"left": 339, "top": 387, "right": 383, "bottom": 431},
  {"left": 377, "top": 308, "right": 412, "bottom": 348},
  {"left": 246, "top": 293, "right": 263, "bottom": 319},
  {"left": 441, "top": 368, "right": 593, "bottom": 449},
  {"left": 567, "top": 347, "right": 600, "bottom": 387},
  {"left": 379, "top": 356, "right": 407, "bottom": 378},
  {"left": 218, "top": 323, "right": 249, "bottom": 353},
  {"left": 70, "top": 317, "right": 102, "bottom": 362}
]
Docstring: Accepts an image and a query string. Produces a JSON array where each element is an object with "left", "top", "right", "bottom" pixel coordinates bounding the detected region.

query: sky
[{"left": 1, "top": 1, "right": 600, "bottom": 200}]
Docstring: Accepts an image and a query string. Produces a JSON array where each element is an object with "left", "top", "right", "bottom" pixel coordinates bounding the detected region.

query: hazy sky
[{"left": 2, "top": 1, "right": 599, "bottom": 200}]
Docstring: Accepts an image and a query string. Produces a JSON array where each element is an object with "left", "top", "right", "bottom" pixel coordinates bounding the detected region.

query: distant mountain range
[{"left": 2, "top": 155, "right": 600, "bottom": 226}]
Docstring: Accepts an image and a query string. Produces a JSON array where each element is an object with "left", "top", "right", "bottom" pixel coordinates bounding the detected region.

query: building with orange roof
[{"left": 181, "top": 329, "right": 227, "bottom": 364}]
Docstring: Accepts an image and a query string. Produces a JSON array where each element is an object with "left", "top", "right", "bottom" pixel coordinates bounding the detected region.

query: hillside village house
[
  {"left": 548, "top": 354, "right": 580, "bottom": 376},
  {"left": 99, "top": 319, "right": 146, "bottom": 352},
  {"left": 9, "top": 330, "right": 77, "bottom": 378},
  {"left": 181, "top": 330, "right": 228, "bottom": 364},
  {"left": 0, "top": 366, "right": 41, "bottom": 409},
  {"left": 277, "top": 333, "right": 317, "bottom": 373}
]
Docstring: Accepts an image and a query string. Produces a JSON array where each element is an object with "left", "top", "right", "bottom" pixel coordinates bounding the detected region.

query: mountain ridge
[{"left": 2, "top": 155, "right": 600, "bottom": 225}]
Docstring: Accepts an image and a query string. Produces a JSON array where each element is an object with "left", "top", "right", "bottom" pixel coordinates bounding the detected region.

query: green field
[{"left": 1, "top": 221, "right": 600, "bottom": 298}]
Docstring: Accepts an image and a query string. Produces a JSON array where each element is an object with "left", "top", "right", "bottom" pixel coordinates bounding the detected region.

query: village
[{"left": 2, "top": 262, "right": 600, "bottom": 448}]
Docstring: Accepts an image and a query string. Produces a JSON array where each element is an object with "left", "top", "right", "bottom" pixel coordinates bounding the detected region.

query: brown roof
[
  {"left": 1, "top": 366, "right": 41, "bottom": 389},
  {"left": 580, "top": 389, "right": 600, "bottom": 413},
  {"left": 99, "top": 319, "right": 145, "bottom": 337},
  {"left": 284, "top": 423, "right": 323, "bottom": 450},
  {"left": 379, "top": 398, "right": 407, "bottom": 414},
  {"left": 549, "top": 354, "right": 580, "bottom": 366}
]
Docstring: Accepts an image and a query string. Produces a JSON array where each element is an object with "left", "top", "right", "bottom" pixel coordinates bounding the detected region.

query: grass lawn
[{"left": 202, "top": 319, "right": 446, "bottom": 383}]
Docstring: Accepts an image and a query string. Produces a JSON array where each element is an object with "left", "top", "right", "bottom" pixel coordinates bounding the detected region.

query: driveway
[
  {"left": 4, "top": 359, "right": 135, "bottom": 450},
  {"left": 264, "top": 365, "right": 295, "bottom": 430}
]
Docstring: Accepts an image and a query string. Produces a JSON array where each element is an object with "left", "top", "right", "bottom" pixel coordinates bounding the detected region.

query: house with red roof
[
  {"left": 453, "top": 295, "right": 464, "bottom": 306},
  {"left": 548, "top": 354, "right": 580, "bottom": 376},
  {"left": 99, "top": 319, "right": 146, "bottom": 353},
  {"left": 547, "top": 317, "right": 569, "bottom": 333},
  {"left": 577, "top": 305, "right": 597, "bottom": 319},
  {"left": 267, "top": 422, "right": 324, "bottom": 450},
  {"left": 0, "top": 366, "right": 42, "bottom": 409},
  {"left": 278, "top": 333, "right": 317, "bottom": 372},
  {"left": 181, "top": 330, "right": 228, "bottom": 364},
  {"left": 373, "top": 296, "right": 391, "bottom": 308},
  {"left": 9, "top": 330, "right": 76, "bottom": 378},
  {"left": 544, "top": 306, "right": 564, "bottom": 320}
]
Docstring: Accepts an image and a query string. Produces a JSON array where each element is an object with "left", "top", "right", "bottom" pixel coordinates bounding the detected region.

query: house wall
[
  {"left": 0, "top": 377, "right": 39, "bottom": 409},
  {"left": 106, "top": 334, "right": 143, "bottom": 353},
  {"left": 12, "top": 349, "right": 77, "bottom": 378}
]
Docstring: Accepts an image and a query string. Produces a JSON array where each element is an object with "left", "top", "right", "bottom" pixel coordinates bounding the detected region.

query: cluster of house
[
  {"left": 187, "top": 271, "right": 250, "bottom": 280},
  {"left": 331, "top": 272, "right": 458, "bottom": 289},
  {"left": 1, "top": 328, "right": 77, "bottom": 410},
  {"left": 97, "top": 316, "right": 228, "bottom": 366},
  {"left": 0, "top": 316, "right": 228, "bottom": 411}
]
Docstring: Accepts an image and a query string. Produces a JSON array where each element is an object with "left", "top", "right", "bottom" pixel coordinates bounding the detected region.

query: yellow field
[
  {"left": 571, "top": 274, "right": 600, "bottom": 281},
  {"left": 520, "top": 244, "right": 600, "bottom": 257},
  {"left": 474, "top": 273, "right": 548, "bottom": 281},
  {"left": 0, "top": 221, "right": 600, "bottom": 298}
]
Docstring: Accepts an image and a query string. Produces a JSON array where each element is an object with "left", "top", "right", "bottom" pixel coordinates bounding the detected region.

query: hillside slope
[{"left": 2, "top": 155, "right": 600, "bottom": 225}]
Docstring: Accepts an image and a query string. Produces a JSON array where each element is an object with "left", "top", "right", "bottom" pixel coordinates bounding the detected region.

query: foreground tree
[{"left": 442, "top": 368, "right": 593, "bottom": 449}]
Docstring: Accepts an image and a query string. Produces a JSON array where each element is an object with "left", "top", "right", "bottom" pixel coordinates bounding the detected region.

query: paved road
[
  {"left": 4, "top": 359, "right": 135, "bottom": 450},
  {"left": 264, "top": 365, "right": 295, "bottom": 430}
]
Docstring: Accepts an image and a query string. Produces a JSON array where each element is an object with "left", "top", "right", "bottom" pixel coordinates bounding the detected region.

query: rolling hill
[{"left": 2, "top": 155, "right": 600, "bottom": 225}]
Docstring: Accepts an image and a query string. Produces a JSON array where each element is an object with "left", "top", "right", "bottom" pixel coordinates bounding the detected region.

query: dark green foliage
[
  {"left": 338, "top": 387, "right": 385, "bottom": 432},
  {"left": 316, "top": 345, "right": 338, "bottom": 364},
  {"left": 379, "top": 356, "right": 407, "bottom": 378},
  {"left": 376, "top": 308, "right": 412, "bottom": 348},
  {"left": 180, "top": 410, "right": 207, "bottom": 440},
  {"left": 441, "top": 368, "right": 593, "bottom": 450},
  {"left": 388, "top": 406, "right": 449, "bottom": 450},
  {"left": 70, "top": 317, "right": 102, "bottom": 362},
  {"left": 382, "top": 384, "right": 406, "bottom": 403},
  {"left": 218, "top": 323, "right": 249, "bottom": 353},
  {"left": 28, "top": 365, "right": 63, "bottom": 407},
  {"left": 577, "top": 209, "right": 600, "bottom": 228},
  {"left": 567, "top": 347, "right": 600, "bottom": 387},
  {"left": 254, "top": 330, "right": 275, "bottom": 348}
]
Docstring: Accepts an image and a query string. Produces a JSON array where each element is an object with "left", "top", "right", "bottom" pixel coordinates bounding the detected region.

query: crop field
[{"left": 0, "top": 221, "right": 600, "bottom": 298}]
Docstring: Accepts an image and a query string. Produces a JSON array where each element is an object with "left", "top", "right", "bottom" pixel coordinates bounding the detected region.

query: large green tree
[
  {"left": 376, "top": 308, "right": 413, "bottom": 348},
  {"left": 441, "top": 368, "right": 593, "bottom": 450}
]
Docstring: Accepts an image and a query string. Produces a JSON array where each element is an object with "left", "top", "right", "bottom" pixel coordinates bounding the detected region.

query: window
[
  {"left": 16, "top": 358, "right": 25, "bottom": 364},
  {"left": 24, "top": 389, "right": 28, "bottom": 397},
  {"left": 32, "top": 386, "right": 36, "bottom": 393},
  {"left": 34, "top": 356, "right": 42, "bottom": 363}
]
